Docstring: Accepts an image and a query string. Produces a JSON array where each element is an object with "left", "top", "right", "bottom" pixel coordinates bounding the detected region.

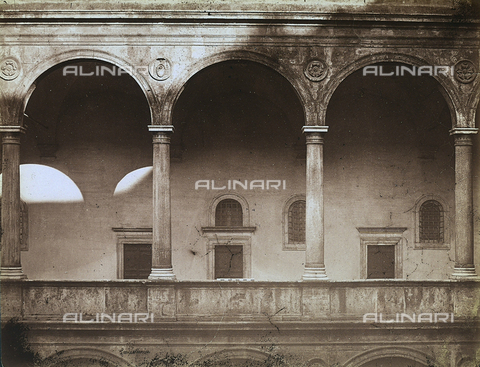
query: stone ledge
[
  {"left": 0, "top": 0, "right": 468, "bottom": 23},
  {"left": 1, "top": 280, "right": 478, "bottom": 322}
]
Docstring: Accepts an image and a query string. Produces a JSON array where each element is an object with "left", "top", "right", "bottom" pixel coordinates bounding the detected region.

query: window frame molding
[
  {"left": 202, "top": 193, "right": 254, "bottom": 280},
  {"left": 203, "top": 231, "right": 254, "bottom": 280},
  {"left": 283, "top": 194, "right": 306, "bottom": 251},
  {"left": 414, "top": 194, "right": 450, "bottom": 250},
  {"left": 112, "top": 227, "right": 152, "bottom": 279},
  {"left": 357, "top": 227, "right": 406, "bottom": 279}
]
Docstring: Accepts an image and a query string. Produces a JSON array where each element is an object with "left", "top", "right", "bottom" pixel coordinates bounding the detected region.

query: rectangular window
[
  {"left": 123, "top": 244, "right": 152, "bottom": 279},
  {"left": 215, "top": 245, "right": 243, "bottom": 279},
  {"left": 367, "top": 245, "right": 395, "bottom": 279}
]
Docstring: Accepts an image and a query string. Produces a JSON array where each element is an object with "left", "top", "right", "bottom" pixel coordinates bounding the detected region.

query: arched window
[
  {"left": 283, "top": 196, "right": 306, "bottom": 250},
  {"left": 203, "top": 195, "right": 254, "bottom": 279},
  {"left": 288, "top": 200, "right": 306, "bottom": 244},
  {"left": 419, "top": 200, "right": 444, "bottom": 243},
  {"left": 215, "top": 199, "right": 243, "bottom": 227}
]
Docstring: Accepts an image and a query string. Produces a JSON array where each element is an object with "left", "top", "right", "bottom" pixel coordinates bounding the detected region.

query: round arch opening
[
  {"left": 324, "top": 61, "right": 454, "bottom": 281},
  {"left": 170, "top": 59, "right": 307, "bottom": 281},
  {"left": 19, "top": 58, "right": 153, "bottom": 280},
  {"left": 172, "top": 59, "right": 305, "bottom": 152}
]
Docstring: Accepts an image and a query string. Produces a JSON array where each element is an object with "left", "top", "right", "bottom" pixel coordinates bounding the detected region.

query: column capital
[
  {"left": 148, "top": 125, "right": 174, "bottom": 134},
  {"left": 150, "top": 125, "right": 174, "bottom": 144},
  {"left": 0, "top": 126, "right": 26, "bottom": 134},
  {"left": 449, "top": 127, "right": 478, "bottom": 135},
  {"left": 453, "top": 134, "right": 474, "bottom": 146},
  {"left": 302, "top": 126, "right": 329, "bottom": 134}
]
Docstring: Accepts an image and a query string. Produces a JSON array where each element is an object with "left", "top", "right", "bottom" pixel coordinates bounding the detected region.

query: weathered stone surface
[
  {"left": 0, "top": 281, "right": 23, "bottom": 319},
  {"left": 0, "top": 1, "right": 479, "bottom": 365},
  {"left": 23, "top": 284, "right": 106, "bottom": 319},
  {"left": 3, "top": 280, "right": 478, "bottom": 365},
  {"left": 147, "top": 285, "right": 176, "bottom": 319},
  {"left": 105, "top": 285, "right": 148, "bottom": 314}
]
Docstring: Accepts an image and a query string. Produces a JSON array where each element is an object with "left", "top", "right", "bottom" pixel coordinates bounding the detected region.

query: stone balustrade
[{"left": 2, "top": 280, "right": 478, "bottom": 323}]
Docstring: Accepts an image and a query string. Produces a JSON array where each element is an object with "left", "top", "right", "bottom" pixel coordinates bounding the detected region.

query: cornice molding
[{"left": 2, "top": 23, "right": 478, "bottom": 48}]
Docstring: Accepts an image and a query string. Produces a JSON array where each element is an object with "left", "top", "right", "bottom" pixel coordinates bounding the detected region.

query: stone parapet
[{"left": 2, "top": 279, "right": 478, "bottom": 322}]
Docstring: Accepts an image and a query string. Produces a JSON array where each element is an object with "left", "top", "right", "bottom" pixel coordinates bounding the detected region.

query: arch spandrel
[
  {"left": 466, "top": 76, "right": 480, "bottom": 128},
  {"left": 0, "top": 92, "right": 26, "bottom": 127}
]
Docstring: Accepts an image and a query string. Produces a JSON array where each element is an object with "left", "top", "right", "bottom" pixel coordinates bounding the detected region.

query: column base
[
  {"left": 148, "top": 268, "right": 176, "bottom": 280},
  {"left": 1, "top": 267, "right": 27, "bottom": 280},
  {"left": 451, "top": 267, "right": 478, "bottom": 279},
  {"left": 302, "top": 267, "right": 329, "bottom": 281}
]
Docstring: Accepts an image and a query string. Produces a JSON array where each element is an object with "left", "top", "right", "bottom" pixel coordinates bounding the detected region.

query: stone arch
[
  {"left": 194, "top": 348, "right": 273, "bottom": 366},
  {"left": 14, "top": 49, "right": 157, "bottom": 127},
  {"left": 457, "top": 356, "right": 479, "bottom": 367},
  {"left": 161, "top": 50, "right": 308, "bottom": 126},
  {"left": 324, "top": 52, "right": 460, "bottom": 129},
  {"left": 306, "top": 357, "right": 328, "bottom": 367},
  {"left": 344, "top": 346, "right": 430, "bottom": 367},
  {"left": 467, "top": 78, "right": 480, "bottom": 127},
  {"left": 44, "top": 348, "right": 133, "bottom": 367}
]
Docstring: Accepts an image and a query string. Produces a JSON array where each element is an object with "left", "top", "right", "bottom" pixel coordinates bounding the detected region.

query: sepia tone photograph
[{"left": 0, "top": 0, "right": 479, "bottom": 366}]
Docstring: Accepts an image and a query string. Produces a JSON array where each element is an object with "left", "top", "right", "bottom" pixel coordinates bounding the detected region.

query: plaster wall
[{"left": 19, "top": 62, "right": 455, "bottom": 281}]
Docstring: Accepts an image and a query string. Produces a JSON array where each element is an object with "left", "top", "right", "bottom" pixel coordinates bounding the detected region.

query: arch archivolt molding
[
  {"left": 156, "top": 49, "right": 475, "bottom": 129},
  {"left": 44, "top": 347, "right": 133, "bottom": 367},
  {"left": 194, "top": 347, "right": 273, "bottom": 365},
  {"left": 321, "top": 51, "right": 467, "bottom": 129},
  {"left": 1, "top": 48, "right": 159, "bottom": 127},
  {"left": 158, "top": 49, "right": 310, "bottom": 126},
  {"left": 343, "top": 346, "right": 430, "bottom": 367},
  {"left": 2, "top": 47, "right": 477, "bottom": 129}
]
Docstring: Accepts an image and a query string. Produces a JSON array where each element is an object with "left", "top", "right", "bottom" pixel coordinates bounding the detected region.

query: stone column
[
  {"left": 451, "top": 127, "right": 478, "bottom": 278},
  {"left": 302, "top": 126, "right": 329, "bottom": 280},
  {"left": 1, "top": 126, "right": 26, "bottom": 279},
  {"left": 148, "top": 125, "right": 176, "bottom": 280}
]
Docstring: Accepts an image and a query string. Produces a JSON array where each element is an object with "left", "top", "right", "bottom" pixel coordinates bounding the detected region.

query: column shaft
[
  {"left": 451, "top": 128, "right": 478, "bottom": 278},
  {"left": 1, "top": 126, "right": 26, "bottom": 279},
  {"left": 148, "top": 125, "right": 175, "bottom": 280},
  {"left": 302, "top": 126, "right": 328, "bottom": 280}
]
